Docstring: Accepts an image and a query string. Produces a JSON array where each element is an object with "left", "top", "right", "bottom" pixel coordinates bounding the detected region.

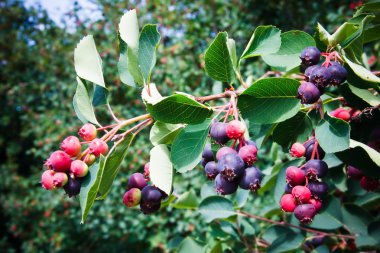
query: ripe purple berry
[
  {"left": 305, "top": 236, "right": 324, "bottom": 249},
  {"left": 214, "top": 174, "right": 238, "bottom": 195},
  {"left": 307, "top": 181, "right": 329, "bottom": 200},
  {"left": 63, "top": 176, "right": 81, "bottom": 197},
  {"left": 303, "top": 159, "right": 328, "bottom": 180},
  {"left": 304, "top": 139, "right": 325, "bottom": 161},
  {"left": 309, "top": 198, "right": 322, "bottom": 213},
  {"left": 238, "top": 145, "right": 258, "bottom": 166},
  {"left": 310, "top": 66, "right": 331, "bottom": 88},
  {"left": 140, "top": 186, "right": 162, "bottom": 214},
  {"left": 127, "top": 173, "right": 147, "bottom": 190},
  {"left": 294, "top": 204, "right": 317, "bottom": 224},
  {"left": 123, "top": 188, "right": 141, "bottom": 207},
  {"left": 284, "top": 183, "right": 293, "bottom": 194},
  {"left": 300, "top": 47, "right": 321, "bottom": 66},
  {"left": 202, "top": 143, "right": 214, "bottom": 162},
  {"left": 210, "top": 122, "right": 229, "bottom": 144},
  {"left": 304, "top": 65, "right": 318, "bottom": 80},
  {"left": 346, "top": 166, "right": 364, "bottom": 180},
  {"left": 216, "top": 146, "right": 237, "bottom": 161},
  {"left": 204, "top": 161, "right": 219, "bottom": 180},
  {"left": 239, "top": 166, "right": 263, "bottom": 192},
  {"left": 217, "top": 153, "right": 245, "bottom": 181},
  {"left": 328, "top": 61, "right": 347, "bottom": 86},
  {"left": 297, "top": 82, "right": 321, "bottom": 104}
]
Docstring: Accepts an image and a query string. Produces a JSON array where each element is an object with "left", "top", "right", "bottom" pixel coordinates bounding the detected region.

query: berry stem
[
  {"left": 107, "top": 103, "right": 121, "bottom": 123},
  {"left": 310, "top": 140, "right": 319, "bottom": 160},
  {"left": 230, "top": 93, "right": 239, "bottom": 120}
]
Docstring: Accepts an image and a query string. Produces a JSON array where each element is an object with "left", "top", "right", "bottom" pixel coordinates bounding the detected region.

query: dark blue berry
[
  {"left": 300, "top": 47, "right": 321, "bottom": 66},
  {"left": 310, "top": 66, "right": 331, "bottom": 88},
  {"left": 328, "top": 61, "right": 347, "bottom": 86},
  {"left": 210, "top": 122, "right": 229, "bottom": 144},
  {"left": 304, "top": 139, "right": 325, "bottom": 161},
  {"left": 127, "top": 173, "right": 147, "bottom": 190},
  {"left": 303, "top": 159, "right": 328, "bottom": 180},
  {"left": 285, "top": 183, "right": 293, "bottom": 194},
  {"left": 239, "top": 167, "right": 263, "bottom": 192},
  {"left": 217, "top": 153, "right": 245, "bottom": 181},
  {"left": 294, "top": 204, "right": 316, "bottom": 224},
  {"left": 64, "top": 176, "right": 81, "bottom": 197},
  {"left": 307, "top": 181, "right": 329, "bottom": 200},
  {"left": 202, "top": 143, "right": 214, "bottom": 162},
  {"left": 304, "top": 65, "right": 318, "bottom": 80},
  {"left": 204, "top": 161, "right": 219, "bottom": 180},
  {"left": 297, "top": 82, "right": 321, "bottom": 104},
  {"left": 214, "top": 174, "right": 238, "bottom": 195}
]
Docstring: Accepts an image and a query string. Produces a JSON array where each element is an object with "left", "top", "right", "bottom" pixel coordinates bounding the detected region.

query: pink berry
[
  {"left": 41, "top": 170, "right": 55, "bottom": 190},
  {"left": 144, "top": 163, "right": 150, "bottom": 178},
  {"left": 280, "top": 194, "right": 297, "bottom": 212},
  {"left": 123, "top": 188, "right": 142, "bottom": 207},
  {"left": 346, "top": 166, "right": 364, "bottom": 180},
  {"left": 330, "top": 108, "right": 351, "bottom": 121},
  {"left": 216, "top": 147, "right": 237, "bottom": 160},
  {"left": 292, "top": 185, "right": 312, "bottom": 204},
  {"left": 60, "top": 136, "right": 81, "bottom": 157},
  {"left": 309, "top": 198, "right": 322, "bottom": 213},
  {"left": 70, "top": 160, "right": 89, "bottom": 177},
  {"left": 89, "top": 138, "right": 108, "bottom": 156},
  {"left": 238, "top": 145, "right": 258, "bottom": 166},
  {"left": 226, "top": 120, "right": 246, "bottom": 139},
  {"left": 78, "top": 123, "right": 97, "bottom": 141},
  {"left": 290, "top": 143, "right": 306, "bottom": 158},
  {"left": 48, "top": 151, "right": 72, "bottom": 172},
  {"left": 360, "top": 176, "right": 379, "bottom": 192},
  {"left": 294, "top": 204, "right": 316, "bottom": 224},
  {"left": 83, "top": 154, "right": 96, "bottom": 166},
  {"left": 286, "top": 166, "right": 306, "bottom": 186},
  {"left": 52, "top": 172, "right": 68, "bottom": 188}
]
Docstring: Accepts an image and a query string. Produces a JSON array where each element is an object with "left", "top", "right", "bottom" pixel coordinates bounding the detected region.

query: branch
[{"left": 195, "top": 90, "right": 242, "bottom": 103}]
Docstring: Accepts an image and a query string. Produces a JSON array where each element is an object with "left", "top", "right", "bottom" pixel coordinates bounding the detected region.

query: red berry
[
  {"left": 78, "top": 123, "right": 97, "bottom": 141},
  {"left": 286, "top": 166, "right": 306, "bottom": 186},
  {"left": 330, "top": 108, "right": 350, "bottom": 121},
  {"left": 226, "top": 120, "right": 246, "bottom": 139},
  {"left": 89, "top": 138, "right": 109, "bottom": 156},
  {"left": 70, "top": 160, "right": 89, "bottom": 177},
  {"left": 48, "top": 151, "right": 72, "bottom": 172},
  {"left": 292, "top": 185, "right": 312, "bottom": 204},
  {"left": 238, "top": 145, "right": 258, "bottom": 165},
  {"left": 309, "top": 198, "right": 322, "bottom": 213},
  {"left": 52, "top": 172, "right": 68, "bottom": 188},
  {"left": 83, "top": 154, "right": 96, "bottom": 166},
  {"left": 280, "top": 194, "right": 297, "bottom": 212},
  {"left": 123, "top": 188, "right": 142, "bottom": 207},
  {"left": 360, "top": 176, "right": 379, "bottom": 191},
  {"left": 60, "top": 136, "right": 81, "bottom": 157},
  {"left": 290, "top": 143, "right": 306, "bottom": 158},
  {"left": 41, "top": 170, "right": 55, "bottom": 190}
]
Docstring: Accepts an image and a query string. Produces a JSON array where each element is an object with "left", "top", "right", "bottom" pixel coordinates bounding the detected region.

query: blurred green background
[{"left": 0, "top": 0, "right": 370, "bottom": 252}]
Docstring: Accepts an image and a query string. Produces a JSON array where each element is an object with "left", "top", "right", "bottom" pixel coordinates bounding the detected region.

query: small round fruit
[
  {"left": 63, "top": 176, "right": 82, "bottom": 197},
  {"left": 78, "top": 123, "right": 97, "bottom": 141},
  {"left": 52, "top": 172, "right": 68, "bottom": 188},
  {"left": 300, "top": 47, "right": 321, "bottom": 66},
  {"left": 140, "top": 186, "right": 162, "bottom": 214},
  {"left": 216, "top": 146, "right": 237, "bottom": 161},
  {"left": 310, "top": 66, "right": 331, "bottom": 88},
  {"left": 204, "top": 161, "right": 219, "bottom": 180},
  {"left": 202, "top": 143, "right": 214, "bottom": 162},
  {"left": 280, "top": 194, "right": 297, "bottom": 212},
  {"left": 83, "top": 154, "right": 96, "bottom": 166},
  {"left": 89, "top": 138, "right": 109, "bottom": 156},
  {"left": 239, "top": 166, "right": 263, "bottom": 192},
  {"left": 127, "top": 173, "right": 147, "bottom": 190},
  {"left": 360, "top": 177, "right": 379, "bottom": 192},
  {"left": 304, "top": 139, "right": 325, "bottom": 161},
  {"left": 307, "top": 181, "right": 328, "bottom": 200},
  {"left": 214, "top": 174, "right": 238, "bottom": 195},
  {"left": 70, "top": 160, "right": 89, "bottom": 177},
  {"left": 292, "top": 185, "right": 312, "bottom": 204},
  {"left": 305, "top": 236, "right": 324, "bottom": 249},
  {"left": 140, "top": 201, "right": 161, "bottom": 214},
  {"left": 304, "top": 65, "right": 318, "bottom": 80},
  {"left": 330, "top": 108, "right": 351, "bottom": 121},
  {"left": 210, "top": 122, "right": 229, "bottom": 144},
  {"left": 238, "top": 145, "right": 258, "bottom": 166},
  {"left": 284, "top": 183, "right": 293, "bottom": 194},
  {"left": 226, "top": 120, "right": 246, "bottom": 139},
  {"left": 294, "top": 204, "right": 317, "bottom": 224},
  {"left": 41, "top": 170, "right": 55, "bottom": 190},
  {"left": 309, "top": 198, "right": 322, "bottom": 213},
  {"left": 60, "top": 136, "right": 81, "bottom": 157},
  {"left": 286, "top": 166, "right": 306, "bottom": 186},
  {"left": 123, "top": 188, "right": 141, "bottom": 207},
  {"left": 346, "top": 166, "right": 364, "bottom": 180},
  {"left": 217, "top": 153, "right": 245, "bottom": 181},
  {"left": 303, "top": 159, "right": 328, "bottom": 180},
  {"left": 48, "top": 151, "right": 72, "bottom": 172},
  {"left": 328, "top": 61, "right": 347, "bottom": 86},
  {"left": 290, "top": 143, "right": 306, "bottom": 158},
  {"left": 297, "top": 82, "right": 321, "bottom": 104}
]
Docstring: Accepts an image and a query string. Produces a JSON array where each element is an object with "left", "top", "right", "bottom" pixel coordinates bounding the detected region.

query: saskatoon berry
[
  {"left": 280, "top": 194, "right": 297, "bottom": 212},
  {"left": 48, "top": 151, "right": 72, "bottom": 173},
  {"left": 297, "top": 82, "right": 321, "bottom": 104},
  {"left": 202, "top": 143, "right": 214, "bottom": 162},
  {"left": 284, "top": 183, "right": 293, "bottom": 194},
  {"left": 64, "top": 176, "right": 82, "bottom": 197},
  {"left": 127, "top": 173, "right": 147, "bottom": 190},
  {"left": 140, "top": 186, "right": 162, "bottom": 214},
  {"left": 290, "top": 142, "right": 306, "bottom": 158},
  {"left": 216, "top": 146, "right": 237, "bottom": 161},
  {"left": 300, "top": 47, "right": 321, "bottom": 66},
  {"left": 303, "top": 159, "right": 328, "bottom": 180},
  {"left": 78, "top": 123, "right": 97, "bottom": 141},
  {"left": 41, "top": 170, "right": 55, "bottom": 190},
  {"left": 52, "top": 172, "right": 68, "bottom": 188},
  {"left": 346, "top": 165, "right": 364, "bottom": 180},
  {"left": 305, "top": 236, "right": 324, "bottom": 249},
  {"left": 292, "top": 185, "right": 312, "bottom": 204},
  {"left": 239, "top": 166, "right": 263, "bottom": 192},
  {"left": 307, "top": 181, "right": 328, "bottom": 200},
  {"left": 238, "top": 145, "right": 258, "bottom": 166},
  {"left": 217, "top": 153, "right": 245, "bottom": 181},
  {"left": 304, "top": 139, "right": 325, "bottom": 161},
  {"left": 214, "top": 174, "right": 238, "bottom": 195},
  {"left": 210, "top": 122, "right": 229, "bottom": 144},
  {"left": 83, "top": 154, "right": 96, "bottom": 166},
  {"left": 309, "top": 198, "right": 322, "bottom": 213},
  {"left": 70, "top": 160, "right": 89, "bottom": 178},
  {"left": 235, "top": 139, "right": 258, "bottom": 152},
  {"left": 226, "top": 120, "right": 246, "bottom": 139},
  {"left": 123, "top": 188, "right": 141, "bottom": 207},
  {"left": 294, "top": 204, "right": 317, "bottom": 224},
  {"left": 204, "top": 161, "right": 219, "bottom": 180},
  {"left": 140, "top": 201, "right": 161, "bottom": 215},
  {"left": 286, "top": 166, "right": 306, "bottom": 186},
  {"left": 89, "top": 138, "right": 109, "bottom": 157},
  {"left": 328, "top": 61, "right": 347, "bottom": 86},
  {"left": 60, "top": 136, "right": 81, "bottom": 157},
  {"left": 330, "top": 108, "right": 351, "bottom": 121},
  {"left": 360, "top": 176, "right": 380, "bottom": 192},
  {"left": 304, "top": 65, "right": 318, "bottom": 80},
  {"left": 201, "top": 158, "right": 208, "bottom": 167},
  {"left": 310, "top": 66, "right": 331, "bottom": 88}
]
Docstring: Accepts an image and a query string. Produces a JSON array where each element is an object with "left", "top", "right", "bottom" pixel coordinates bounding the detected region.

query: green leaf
[
  {"left": 171, "top": 119, "right": 212, "bottom": 173},
  {"left": 248, "top": 123, "right": 274, "bottom": 148},
  {"left": 198, "top": 196, "right": 236, "bottom": 223},
  {"left": 316, "top": 23, "right": 332, "bottom": 46},
  {"left": 146, "top": 94, "right": 213, "bottom": 124},
  {"left": 172, "top": 190, "right": 199, "bottom": 209},
  {"left": 355, "top": 192, "right": 380, "bottom": 208},
  {"left": 336, "top": 139, "right": 380, "bottom": 178},
  {"left": 149, "top": 144, "right": 173, "bottom": 195},
  {"left": 262, "top": 225, "right": 295, "bottom": 244},
  {"left": 347, "top": 84, "right": 380, "bottom": 107},
  {"left": 73, "top": 77, "right": 100, "bottom": 126},
  {"left": 138, "top": 24, "right": 161, "bottom": 84},
  {"left": 262, "top": 30, "right": 315, "bottom": 71},
  {"left": 267, "top": 233, "right": 305, "bottom": 253},
  {"left": 97, "top": 134, "right": 135, "bottom": 199},
  {"left": 150, "top": 121, "right": 184, "bottom": 146},
  {"left": 92, "top": 85, "right": 109, "bottom": 107},
  {"left": 204, "top": 32, "right": 236, "bottom": 83},
  {"left": 79, "top": 156, "right": 105, "bottom": 223},
  {"left": 177, "top": 237, "right": 206, "bottom": 253},
  {"left": 338, "top": 83, "right": 375, "bottom": 109},
  {"left": 344, "top": 55, "right": 380, "bottom": 85},
  {"left": 118, "top": 52, "right": 136, "bottom": 87},
  {"left": 308, "top": 212, "right": 343, "bottom": 230},
  {"left": 273, "top": 112, "right": 312, "bottom": 148},
  {"left": 227, "top": 38, "right": 237, "bottom": 69},
  {"left": 339, "top": 15, "right": 374, "bottom": 48},
  {"left": 342, "top": 204, "right": 373, "bottom": 240},
  {"left": 315, "top": 114, "right": 350, "bottom": 153},
  {"left": 74, "top": 35, "right": 105, "bottom": 87},
  {"left": 238, "top": 78, "right": 301, "bottom": 124},
  {"left": 241, "top": 25, "right": 281, "bottom": 59}
]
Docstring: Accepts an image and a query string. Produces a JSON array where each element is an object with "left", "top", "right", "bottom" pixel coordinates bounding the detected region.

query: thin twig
[{"left": 107, "top": 104, "right": 120, "bottom": 123}]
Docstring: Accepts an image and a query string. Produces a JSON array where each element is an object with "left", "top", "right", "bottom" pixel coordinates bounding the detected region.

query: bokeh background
[{"left": 0, "top": 0, "right": 372, "bottom": 252}]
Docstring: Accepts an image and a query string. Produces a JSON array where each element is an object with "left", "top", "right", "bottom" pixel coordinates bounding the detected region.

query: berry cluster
[
  {"left": 201, "top": 120, "right": 263, "bottom": 195},
  {"left": 298, "top": 47, "right": 347, "bottom": 104},
  {"left": 123, "top": 163, "right": 168, "bottom": 214},
  {"left": 41, "top": 123, "right": 109, "bottom": 197},
  {"left": 280, "top": 138, "right": 328, "bottom": 224},
  {"left": 346, "top": 165, "right": 380, "bottom": 192}
]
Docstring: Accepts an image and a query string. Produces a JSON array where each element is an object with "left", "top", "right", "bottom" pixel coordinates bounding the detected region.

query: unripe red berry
[
  {"left": 280, "top": 194, "right": 297, "bottom": 212},
  {"left": 127, "top": 173, "right": 147, "bottom": 190},
  {"left": 330, "top": 108, "right": 350, "bottom": 121},
  {"left": 60, "top": 136, "right": 81, "bottom": 157},
  {"left": 309, "top": 198, "right": 322, "bottom": 213},
  {"left": 41, "top": 170, "right": 55, "bottom": 190},
  {"left": 89, "top": 138, "right": 108, "bottom": 156},
  {"left": 123, "top": 188, "right": 141, "bottom": 207},
  {"left": 292, "top": 185, "right": 312, "bottom": 204},
  {"left": 286, "top": 166, "right": 306, "bottom": 186},
  {"left": 83, "top": 154, "right": 96, "bottom": 166},
  {"left": 360, "top": 176, "right": 379, "bottom": 191},
  {"left": 290, "top": 143, "right": 306, "bottom": 158},
  {"left": 144, "top": 163, "right": 150, "bottom": 178},
  {"left": 78, "top": 123, "right": 97, "bottom": 141},
  {"left": 346, "top": 165, "right": 364, "bottom": 180},
  {"left": 52, "top": 172, "right": 68, "bottom": 188},
  {"left": 238, "top": 145, "right": 258, "bottom": 166},
  {"left": 216, "top": 146, "right": 237, "bottom": 160},
  {"left": 70, "top": 160, "right": 89, "bottom": 177},
  {"left": 294, "top": 204, "right": 316, "bottom": 224},
  {"left": 226, "top": 120, "right": 246, "bottom": 139},
  {"left": 48, "top": 151, "right": 72, "bottom": 172}
]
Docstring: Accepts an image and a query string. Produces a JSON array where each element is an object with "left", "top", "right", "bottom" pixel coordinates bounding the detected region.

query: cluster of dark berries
[
  {"left": 346, "top": 165, "right": 380, "bottom": 192},
  {"left": 41, "top": 123, "right": 109, "bottom": 197},
  {"left": 201, "top": 119, "right": 263, "bottom": 195},
  {"left": 123, "top": 163, "right": 168, "bottom": 214},
  {"left": 298, "top": 47, "right": 347, "bottom": 104},
  {"left": 280, "top": 138, "right": 328, "bottom": 224}
]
